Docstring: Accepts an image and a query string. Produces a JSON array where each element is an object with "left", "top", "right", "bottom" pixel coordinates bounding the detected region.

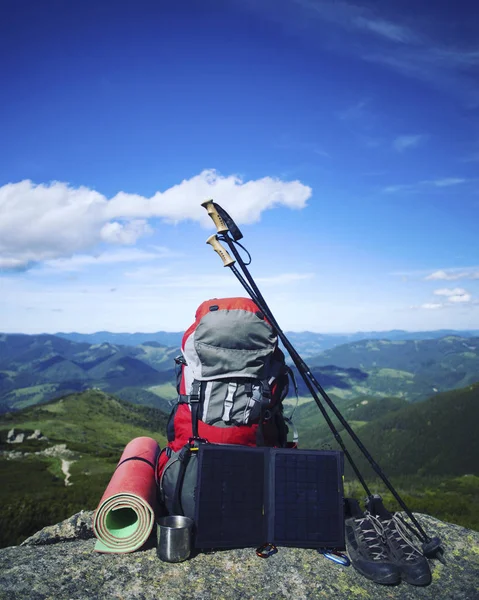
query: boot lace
[
  {"left": 354, "top": 512, "right": 389, "bottom": 561},
  {"left": 384, "top": 514, "right": 423, "bottom": 562}
]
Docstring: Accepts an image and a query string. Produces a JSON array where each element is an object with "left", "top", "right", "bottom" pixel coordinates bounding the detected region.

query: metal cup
[{"left": 157, "top": 515, "right": 193, "bottom": 563}]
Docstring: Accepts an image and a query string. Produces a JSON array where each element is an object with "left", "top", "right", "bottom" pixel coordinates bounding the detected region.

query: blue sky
[{"left": 1, "top": 0, "right": 478, "bottom": 333}]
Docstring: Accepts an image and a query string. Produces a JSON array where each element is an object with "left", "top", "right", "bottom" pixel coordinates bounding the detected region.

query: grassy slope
[
  {"left": 0, "top": 390, "right": 168, "bottom": 547},
  {"left": 0, "top": 390, "right": 168, "bottom": 449},
  {"left": 296, "top": 384, "right": 479, "bottom": 476},
  {"left": 295, "top": 385, "right": 479, "bottom": 531}
]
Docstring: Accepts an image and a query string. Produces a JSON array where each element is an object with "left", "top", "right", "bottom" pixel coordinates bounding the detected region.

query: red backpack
[{"left": 158, "top": 297, "right": 292, "bottom": 517}]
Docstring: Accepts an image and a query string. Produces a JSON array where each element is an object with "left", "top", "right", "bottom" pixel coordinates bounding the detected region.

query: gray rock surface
[{"left": 1, "top": 512, "right": 478, "bottom": 600}]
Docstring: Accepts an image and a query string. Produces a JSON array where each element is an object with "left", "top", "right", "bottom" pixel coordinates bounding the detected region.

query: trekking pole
[
  {"left": 201, "top": 201, "right": 437, "bottom": 548},
  {"left": 205, "top": 232, "right": 373, "bottom": 495}
]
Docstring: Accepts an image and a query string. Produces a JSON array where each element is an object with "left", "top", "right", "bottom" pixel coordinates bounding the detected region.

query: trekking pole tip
[
  {"left": 422, "top": 536, "right": 445, "bottom": 562},
  {"left": 201, "top": 200, "right": 229, "bottom": 234},
  {"left": 206, "top": 234, "right": 235, "bottom": 267}
]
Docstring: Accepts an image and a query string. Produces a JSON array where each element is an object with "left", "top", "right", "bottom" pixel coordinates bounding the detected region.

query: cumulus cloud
[
  {"left": 100, "top": 220, "right": 152, "bottom": 244},
  {"left": 448, "top": 293, "right": 472, "bottom": 303},
  {"left": 434, "top": 288, "right": 472, "bottom": 303},
  {"left": 425, "top": 269, "right": 479, "bottom": 281},
  {"left": 0, "top": 170, "right": 312, "bottom": 271}
]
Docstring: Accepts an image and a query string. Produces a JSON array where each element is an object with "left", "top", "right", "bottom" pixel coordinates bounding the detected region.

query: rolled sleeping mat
[{"left": 93, "top": 436, "right": 160, "bottom": 553}]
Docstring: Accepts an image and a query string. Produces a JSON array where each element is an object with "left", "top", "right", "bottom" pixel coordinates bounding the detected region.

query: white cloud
[
  {"left": 37, "top": 248, "right": 172, "bottom": 273},
  {"left": 434, "top": 287, "right": 467, "bottom": 297},
  {"left": 393, "top": 135, "right": 426, "bottom": 152},
  {"left": 383, "top": 177, "right": 468, "bottom": 193},
  {"left": 425, "top": 269, "right": 479, "bottom": 281},
  {"left": 292, "top": 1, "right": 416, "bottom": 44},
  {"left": 448, "top": 294, "right": 472, "bottom": 303},
  {"left": 354, "top": 17, "right": 414, "bottom": 43},
  {"left": 244, "top": 0, "right": 479, "bottom": 105},
  {"left": 100, "top": 220, "right": 152, "bottom": 244},
  {"left": 0, "top": 170, "right": 312, "bottom": 271},
  {"left": 431, "top": 178, "right": 467, "bottom": 187},
  {"left": 0, "top": 257, "right": 29, "bottom": 270},
  {"left": 420, "top": 303, "right": 443, "bottom": 310},
  {"left": 434, "top": 288, "right": 472, "bottom": 303}
]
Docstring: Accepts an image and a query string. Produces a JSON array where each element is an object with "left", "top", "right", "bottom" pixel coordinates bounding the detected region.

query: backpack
[{"left": 158, "top": 297, "right": 292, "bottom": 518}]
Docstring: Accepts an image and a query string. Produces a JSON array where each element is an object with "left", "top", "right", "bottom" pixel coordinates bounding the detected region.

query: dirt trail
[{"left": 61, "top": 459, "right": 73, "bottom": 486}]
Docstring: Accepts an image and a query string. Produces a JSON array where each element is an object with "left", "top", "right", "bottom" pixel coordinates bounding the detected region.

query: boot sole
[
  {"left": 351, "top": 564, "right": 401, "bottom": 586},
  {"left": 402, "top": 571, "right": 432, "bottom": 586}
]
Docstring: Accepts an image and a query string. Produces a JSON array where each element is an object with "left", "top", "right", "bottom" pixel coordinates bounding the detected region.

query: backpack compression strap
[{"left": 188, "top": 380, "right": 201, "bottom": 439}]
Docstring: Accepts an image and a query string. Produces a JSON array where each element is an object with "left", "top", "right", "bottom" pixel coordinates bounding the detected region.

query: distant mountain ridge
[
  {"left": 2, "top": 331, "right": 479, "bottom": 411},
  {"left": 0, "top": 333, "right": 176, "bottom": 413},
  {"left": 54, "top": 329, "right": 479, "bottom": 356},
  {"left": 55, "top": 331, "right": 184, "bottom": 348},
  {"left": 300, "top": 336, "right": 479, "bottom": 401}
]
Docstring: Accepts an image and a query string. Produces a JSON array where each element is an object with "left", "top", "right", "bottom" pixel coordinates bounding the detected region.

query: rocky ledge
[{"left": 0, "top": 511, "right": 478, "bottom": 600}]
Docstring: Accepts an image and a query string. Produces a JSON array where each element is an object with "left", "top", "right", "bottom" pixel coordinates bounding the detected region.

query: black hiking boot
[
  {"left": 365, "top": 495, "right": 432, "bottom": 587},
  {"left": 344, "top": 498, "right": 400, "bottom": 585}
]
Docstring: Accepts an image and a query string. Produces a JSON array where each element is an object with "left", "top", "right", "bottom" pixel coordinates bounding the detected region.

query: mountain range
[
  {"left": 55, "top": 329, "right": 479, "bottom": 356},
  {"left": 2, "top": 332, "right": 479, "bottom": 412},
  {"left": 0, "top": 333, "right": 177, "bottom": 413},
  {"left": 299, "top": 336, "right": 479, "bottom": 401}
]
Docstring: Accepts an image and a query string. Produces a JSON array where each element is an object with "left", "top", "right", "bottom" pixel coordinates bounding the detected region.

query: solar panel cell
[{"left": 194, "top": 445, "right": 344, "bottom": 550}]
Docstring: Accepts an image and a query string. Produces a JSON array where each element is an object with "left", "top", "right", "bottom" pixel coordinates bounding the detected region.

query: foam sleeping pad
[{"left": 93, "top": 436, "right": 160, "bottom": 553}]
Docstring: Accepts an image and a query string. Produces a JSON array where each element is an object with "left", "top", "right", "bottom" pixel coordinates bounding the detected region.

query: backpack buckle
[{"left": 188, "top": 437, "right": 208, "bottom": 448}]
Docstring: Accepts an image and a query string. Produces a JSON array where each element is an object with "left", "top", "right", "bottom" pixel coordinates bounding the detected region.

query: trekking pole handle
[
  {"left": 201, "top": 199, "right": 229, "bottom": 234},
  {"left": 206, "top": 234, "right": 235, "bottom": 267}
]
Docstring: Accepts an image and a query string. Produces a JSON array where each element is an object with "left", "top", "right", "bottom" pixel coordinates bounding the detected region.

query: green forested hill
[
  {"left": 346, "top": 383, "right": 479, "bottom": 477},
  {"left": 294, "top": 384, "right": 479, "bottom": 530},
  {"left": 0, "top": 390, "right": 168, "bottom": 450},
  {"left": 298, "top": 383, "right": 479, "bottom": 477},
  {"left": 0, "top": 390, "right": 168, "bottom": 547}
]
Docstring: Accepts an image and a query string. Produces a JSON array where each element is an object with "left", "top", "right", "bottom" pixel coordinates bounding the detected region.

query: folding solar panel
[{"left": 194, "top": 445, "right": 344, "bottom": 549}]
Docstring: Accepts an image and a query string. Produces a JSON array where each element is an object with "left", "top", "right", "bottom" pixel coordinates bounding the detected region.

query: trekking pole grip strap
[
  {"left": 201, "top": 199, "right": 229, "bottom": 233},
  {"left": 206, "top": 234, "right": 235, "bottom": 267}
]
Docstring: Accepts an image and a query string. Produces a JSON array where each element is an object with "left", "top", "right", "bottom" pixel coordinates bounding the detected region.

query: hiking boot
[
  {"left": 366, "top": 495, "right": 432, "bottom": 587},
  {"left": 344, "top": 498, "right": 400, "bottom": 585}
]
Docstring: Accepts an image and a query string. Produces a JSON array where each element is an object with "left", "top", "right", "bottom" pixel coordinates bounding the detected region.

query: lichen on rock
[{"left": 0, "top": 512, "right": 477, "bottom": 600}]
